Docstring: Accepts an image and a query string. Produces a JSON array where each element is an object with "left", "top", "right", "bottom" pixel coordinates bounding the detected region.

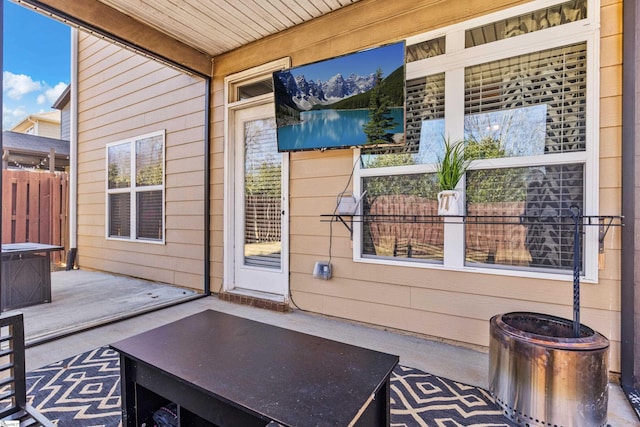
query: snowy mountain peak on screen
[{"left": 281, "top": 71, "right": 376, "bottom": 110}]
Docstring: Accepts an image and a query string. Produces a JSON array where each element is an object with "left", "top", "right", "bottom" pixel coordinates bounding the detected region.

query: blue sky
[{"left": 2, "top": 0, "right": 70, "bottom": 130}]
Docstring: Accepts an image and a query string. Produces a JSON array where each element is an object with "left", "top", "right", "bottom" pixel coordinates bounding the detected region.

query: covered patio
[
  {"left": 21, "top": 294, "right": 639, "bottom": 426},
  {"left": 1, "top": 0, "right": 639, "bottom": 425}
]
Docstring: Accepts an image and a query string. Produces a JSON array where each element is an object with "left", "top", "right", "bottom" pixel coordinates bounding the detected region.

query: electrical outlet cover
[{"left": 313, "top": 261, "right": 332, "bottom": 280}]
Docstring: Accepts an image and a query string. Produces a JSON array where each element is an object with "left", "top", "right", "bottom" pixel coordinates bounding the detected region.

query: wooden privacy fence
[
  {"left": 1, "top": 170, "right": 68, "bottom": 264},
  {"left": 366, "top": 195, "right": 444, "bottom": 259}
]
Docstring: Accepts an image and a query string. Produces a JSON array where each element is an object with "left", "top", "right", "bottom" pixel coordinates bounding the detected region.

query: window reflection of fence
[
  {"left": 365, "top": 195, "right": 444, "bottom": 261},
  {"left": 465, "top": 202, "right": 530, "bottom": 266},
  {"left": 244, "top": 195, "right": 281, "bottom": 244},
  {"left": 1, "top": 170, "right": 68, "bottom": 264},
  {"left": 347, "top": 196, "right": 588, "bottom": 271},
  {"left": 365, "top": 197, "right": 534, "bottom": 267}
]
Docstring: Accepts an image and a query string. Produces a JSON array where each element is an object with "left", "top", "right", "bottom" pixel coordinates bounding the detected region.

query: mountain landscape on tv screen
[
  {"left": 274, "top": 66, "right": 403, "bottom": 115},
  {"left": 276, "top": 71, "right": 377, "bottom": 110},
  {"left": 273, "top": 42, "right": 405, "bottom": 151}
]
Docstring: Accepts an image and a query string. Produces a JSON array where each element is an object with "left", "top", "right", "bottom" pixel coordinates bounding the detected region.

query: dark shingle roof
[{"left": 2, "top": 131, "right": 70, "bottom": 156}]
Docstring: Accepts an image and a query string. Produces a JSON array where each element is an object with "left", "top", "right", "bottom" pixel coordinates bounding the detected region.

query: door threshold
[{"left": 219, "top": 289, "right": 289, "bottom": 312}]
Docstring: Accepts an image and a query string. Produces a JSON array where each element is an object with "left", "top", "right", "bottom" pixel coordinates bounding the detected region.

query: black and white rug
[
  {"left": 627, "top": 389, "right": 640, "bottom": 421},
  {"left": 26, "top": 347, "right": 514, "bottom": 426},
  {"left": 26, "top": 347, "right": 122, "bottom": 427},
  {"left": 390, "top": 365, "right": 515, "bottom": 426}
]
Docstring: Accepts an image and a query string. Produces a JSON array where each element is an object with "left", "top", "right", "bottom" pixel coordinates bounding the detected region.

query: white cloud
[
  {"left": 2, "top": 104, "right": 28, "bottom": 130},
  {"left": 37, "top": 82, "right": 67, "bottom": 105},
  {"left": 3, "top": 71, "right": 42, "bottom": 100}
]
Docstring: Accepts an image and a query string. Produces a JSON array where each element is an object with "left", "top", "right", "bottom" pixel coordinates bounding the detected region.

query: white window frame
[
  {"left": 105, "top": 130, "right": 166, "bottom": 244},
  {"left": 353, "top": 0, "right": 600, "bottom": 283}
]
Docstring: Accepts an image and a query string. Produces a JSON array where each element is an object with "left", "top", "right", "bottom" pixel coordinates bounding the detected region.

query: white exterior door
[{"left": 230, "top": 102, "right": 288, "bottom": 297}]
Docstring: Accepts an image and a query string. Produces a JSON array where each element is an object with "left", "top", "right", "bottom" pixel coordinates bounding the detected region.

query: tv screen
[{"left": 273, "top": 42, "right": 405, "bottom": 152}]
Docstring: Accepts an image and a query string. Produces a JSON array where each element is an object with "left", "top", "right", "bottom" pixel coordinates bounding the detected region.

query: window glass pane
[
  {"left": 362, "top": 73, "right": 445, "bottom": 167},
  {"left": 244, "top": 118, "right": 281, "bottom": 269},
  {"left": 410, "top": 75, "right": 445, "bottom": 162},
  {"left": 238, "top": 78, "right": 273, "bottom": 100},
  {"left": 137, "top": 191, "right": 163, "bottom": 240},
  {"left": 465, "top": 0, "right": 587, "bottom": 47},
  {"left": 109, "top": 193, "right": 130, "bottom": 237},
  {"left": 465, "top": 163, "right": 584, "bottom": 272},
  {"left": 362, "top": 174, "right": 443, "bottom": 262},
  {"left": 136, "top": 135, "right": 163, "bottom": 187},
  {"left": 406, "top": 36, "right": 445, "bottom": 62},
  {"left": 464, "top": 42, "right": 586, "bottom": 158},
  {"left": 108, "top": 143, "right": 131, "bottom": 189}
]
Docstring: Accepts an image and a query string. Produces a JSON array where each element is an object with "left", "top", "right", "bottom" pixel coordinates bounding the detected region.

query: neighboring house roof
[
  {"left": 2, "top": 131, "right": 70, "bottom": 170},
  {"left": 10, "top": 111, "right": 61, "bottom": 134},
  {"left": 52, "top": 85, "right": 71, "bottom": 110}
]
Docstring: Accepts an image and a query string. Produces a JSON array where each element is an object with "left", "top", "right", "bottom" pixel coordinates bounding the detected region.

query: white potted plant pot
[
  {"left": 437, "top": 190, "right": 464, "bottom": 215},
  {"left": 436, "top": 138, "right": 470, "bottom": 216}
]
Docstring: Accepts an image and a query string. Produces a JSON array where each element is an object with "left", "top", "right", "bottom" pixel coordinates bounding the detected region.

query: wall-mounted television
[{"left": 273, "top": 42, "right": 405, "bottom": 152}]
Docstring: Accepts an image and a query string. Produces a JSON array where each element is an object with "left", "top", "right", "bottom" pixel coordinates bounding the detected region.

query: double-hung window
[
  {"left": 106, "top": 130, "right": 165, "bottom": 242},
  {"left": 355, "top": 0, "right": 599, "bottom": 281}
]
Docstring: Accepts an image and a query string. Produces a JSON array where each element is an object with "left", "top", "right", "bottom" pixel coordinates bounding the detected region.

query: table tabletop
[
  {"left": 111, "top": 309, "right": 399, "bottom": 426},
  {"left": 1, "top": 243, "right": 63, "bottom": 255}
]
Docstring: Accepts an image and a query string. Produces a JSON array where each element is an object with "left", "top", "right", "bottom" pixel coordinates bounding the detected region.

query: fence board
[
  {"left": 51, "top": 177, "right": 64, "bottom": 250},
  {"left": 14, "top": 173, "right": 29, "bottom": 241},
  {"left": 1, "top": 170, "right": 68, "bottom": 264},
  {"left": 1, "top": 176, "right": 11, "bottom": 243},
  {"left": 28, "top": 172, "right": 40, "bottom": 242},
  {"left": 40, "top": 179, "right": 51, "bottom": 244}
]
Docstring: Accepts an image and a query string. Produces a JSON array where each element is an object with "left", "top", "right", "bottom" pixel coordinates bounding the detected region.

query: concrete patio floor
[
  {"left": 18, "top": 271, "right": 640, "bottom": 426},
  {"left": 10, "top": 269, "right": 200, "bottom": 346}
]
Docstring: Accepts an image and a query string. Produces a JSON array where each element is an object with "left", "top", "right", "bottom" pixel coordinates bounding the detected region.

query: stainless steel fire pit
[{"left": 489, "top": 312, "right": 609, "bottom": 427}]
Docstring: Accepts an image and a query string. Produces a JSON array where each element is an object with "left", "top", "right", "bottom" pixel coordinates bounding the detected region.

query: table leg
[
  {"left": 120, "top": 355, "right": 136, "bottom": 427},
  {"left": 353, "top": 375, "right": 391, "bottom": 426},
  {"left": 43, "top": 253, "right": 52, "bottom": 303}
]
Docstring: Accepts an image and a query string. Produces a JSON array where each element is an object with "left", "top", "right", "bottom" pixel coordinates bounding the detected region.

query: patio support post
[
  {"left": 203, "top": 76, "right": 211, "bottom": 295},
  {"left": 621, "top": 0, "right": 638, "bottom": 396},
  {"left": 66, "top": 27, "right": 79, "bottom": 270}
]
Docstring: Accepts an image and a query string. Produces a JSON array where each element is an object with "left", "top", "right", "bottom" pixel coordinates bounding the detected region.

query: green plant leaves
[{"left": 436, "top": 138, "right": 471, "bottom": 191}]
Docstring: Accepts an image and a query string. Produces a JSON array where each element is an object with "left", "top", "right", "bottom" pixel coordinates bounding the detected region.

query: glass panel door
[{"left": 233, "top": 103, "right": 288, "bottom": 296}]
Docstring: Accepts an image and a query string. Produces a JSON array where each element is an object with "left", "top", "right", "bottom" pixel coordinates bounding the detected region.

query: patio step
[{"left": 218, "top": 291, "right": 290, "bottom": 312}]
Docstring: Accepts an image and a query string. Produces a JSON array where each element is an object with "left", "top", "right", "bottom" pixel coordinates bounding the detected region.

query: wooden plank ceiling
[{"left": 95, "top": 0, "right": 362, "bottom": 57}]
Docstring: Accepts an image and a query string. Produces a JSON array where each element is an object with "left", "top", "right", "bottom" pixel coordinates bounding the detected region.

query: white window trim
[
  {"left": 105, "top": 129, "right": 166, "bottom": 244},
  {"left": 353, "top": 0, "right": 601, "bottom": 283}
]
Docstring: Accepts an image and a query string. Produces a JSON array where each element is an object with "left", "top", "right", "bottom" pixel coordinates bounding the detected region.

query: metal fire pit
[{"left": 489, "top": 312, "right": 609, "bottom": 427}]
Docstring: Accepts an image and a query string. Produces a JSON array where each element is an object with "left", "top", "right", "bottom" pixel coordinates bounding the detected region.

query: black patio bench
[{"left": 0, "top": 312, "right": 54, "bottom": 426}]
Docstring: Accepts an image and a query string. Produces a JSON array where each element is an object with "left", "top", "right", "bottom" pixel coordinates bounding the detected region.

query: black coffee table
[{"left": 111, "top": 310, "right": 399, "bottom": 426}]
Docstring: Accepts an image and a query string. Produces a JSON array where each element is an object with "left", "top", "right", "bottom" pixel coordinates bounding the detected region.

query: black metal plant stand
[
  {"left": 323, "top": 208, "right": 623, "bottom": 427},
  {"left": 322, "top": 210, "right": 623, "bottom": 336},
  {"left": 566, "top": 206, "right": 624, "bottom": 337},
  {"left": 571, "top": 206, "right": 582, "bottom": 337}
]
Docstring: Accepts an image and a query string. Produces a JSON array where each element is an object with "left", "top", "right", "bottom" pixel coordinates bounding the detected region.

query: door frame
[{"left": 223, "top": 58, "right": 291, "bottom": 298}]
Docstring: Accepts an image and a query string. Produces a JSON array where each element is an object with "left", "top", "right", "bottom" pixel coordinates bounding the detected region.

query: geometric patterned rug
[
  {"left": 26, "top": 347, "right": 515, "bottom": 426},
  {"left": 26, "top": 347, "right": 122, "bottom": 427},
  {"left": 390, "top": 366, "right": 515, "bottom": 426},
  {"left": 627, "top": 389, "right": 640, "bottom": 422}
]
